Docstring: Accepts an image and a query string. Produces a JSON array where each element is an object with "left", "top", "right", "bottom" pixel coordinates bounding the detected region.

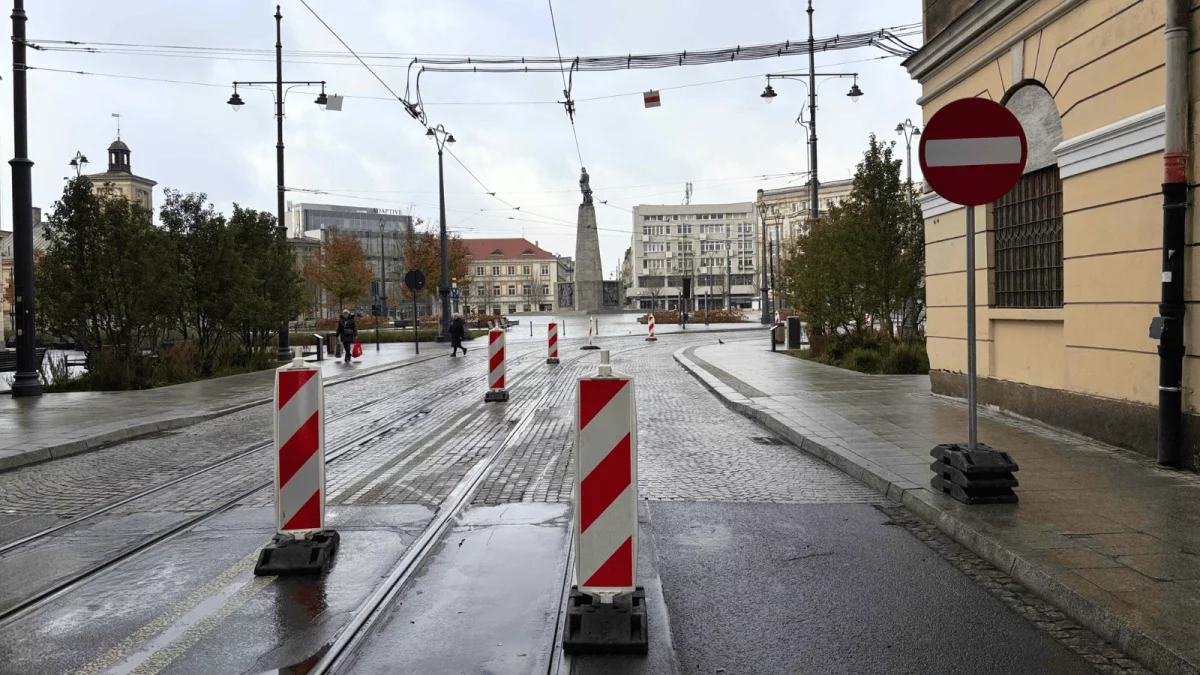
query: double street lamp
[
  {"left": 227, "top": 5, "right": 338, "bottom": 361},
  {"left": 425, "top": 124, "right": 455, "bottom": 342},
  {"left": 760, "top": 0, "right": 864, "bottom": 224},
  {"left": 895, "top": 118, "right": 922, "bottom": 188}
]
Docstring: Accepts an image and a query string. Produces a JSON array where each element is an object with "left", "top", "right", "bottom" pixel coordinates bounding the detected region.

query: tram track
[
  {"left": 309, "top": 341, "right": 661, "bottom": 674},
  {"left": 0, "top": 342, "right": 550, "bottom": 627}
]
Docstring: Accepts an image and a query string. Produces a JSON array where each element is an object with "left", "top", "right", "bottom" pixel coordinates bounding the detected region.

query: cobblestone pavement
[{"left": 0, "top": 331, "right": 1155, "bottom": 673}]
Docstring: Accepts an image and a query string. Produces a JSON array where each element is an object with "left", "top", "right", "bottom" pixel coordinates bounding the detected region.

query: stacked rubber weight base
[
  {"left": 930, "top": 443, "right": 1019, "bottom": 504},
  {"left": 562, "top": 586, "right": 648, "bottom": 654}
]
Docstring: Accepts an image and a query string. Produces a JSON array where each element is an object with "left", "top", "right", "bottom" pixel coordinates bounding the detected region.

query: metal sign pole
[{"left": 966, "top": 206, "right": 977, "bottom": 451}]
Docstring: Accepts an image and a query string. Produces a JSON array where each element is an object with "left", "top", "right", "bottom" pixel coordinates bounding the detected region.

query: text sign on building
[{"left": 918, "top": 97, "right": 1028, "bottom": 207}]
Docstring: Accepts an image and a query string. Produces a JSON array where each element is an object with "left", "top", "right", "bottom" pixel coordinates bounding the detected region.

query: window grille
[{"left": 992, "top": 165, "right": 1063, "bottom": 308}]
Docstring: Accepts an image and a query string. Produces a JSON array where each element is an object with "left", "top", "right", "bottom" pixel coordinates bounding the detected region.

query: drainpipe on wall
[{"left": 1156, "top": 0, "right": 1191, "bottom": 468}]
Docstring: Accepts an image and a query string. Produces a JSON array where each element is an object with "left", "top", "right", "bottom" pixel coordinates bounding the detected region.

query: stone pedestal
[{"left": 574, "top": 202, "right": 604, "bottom": 313}]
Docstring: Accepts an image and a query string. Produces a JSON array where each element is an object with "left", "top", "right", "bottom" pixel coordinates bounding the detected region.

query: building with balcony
[{"left": 627, "top": 202, "right": 758, "bottom": 312}]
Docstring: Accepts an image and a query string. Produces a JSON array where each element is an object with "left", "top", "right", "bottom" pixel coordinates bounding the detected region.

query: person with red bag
[{"left": 336, "top": 309, "right": 359, "bottom": 363}]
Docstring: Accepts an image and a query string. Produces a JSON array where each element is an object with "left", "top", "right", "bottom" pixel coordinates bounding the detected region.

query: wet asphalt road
[{"left": 0, "top": 330, "right": 1140, "bottom": 674}]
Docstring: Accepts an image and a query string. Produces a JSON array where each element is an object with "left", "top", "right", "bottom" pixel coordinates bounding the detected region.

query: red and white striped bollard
[
  {"left": 581, "top": 317, "right": 600, "bottom": 350},
  {"left": 645, "top": 313, "right": 657, "bottom": 342},
  {"left": 255, "top": 358, "right": 339, "bottom": 575},
  {"left": 547, "top": 321, "right": 560, "bottom": 364},
  {"left": 563, "top": 348, "right": 646, "bottom": 652},
  {"left": 485, "top": 323, "right": 508, "bottom": 402}
]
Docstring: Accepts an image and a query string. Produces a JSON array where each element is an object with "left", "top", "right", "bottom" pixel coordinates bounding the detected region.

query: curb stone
[
  {"left": 0, "top": 351, "right": 450, "bottom": 473},
  {"left": 673, "top": 346, "right": 1197, "bottom": 675}
]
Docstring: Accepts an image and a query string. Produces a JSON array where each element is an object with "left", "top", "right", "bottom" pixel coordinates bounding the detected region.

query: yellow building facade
[{"left": 905, "top": 0, "right": 1194, "bottom": 458}]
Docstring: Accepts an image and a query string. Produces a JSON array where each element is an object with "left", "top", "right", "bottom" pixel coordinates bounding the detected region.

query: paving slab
[
  {"left": 0, "top": 342, "right": 452, "bottom": 473},
  {"left": 675, "top": 343, "right": 1200, "bottom": 675}
]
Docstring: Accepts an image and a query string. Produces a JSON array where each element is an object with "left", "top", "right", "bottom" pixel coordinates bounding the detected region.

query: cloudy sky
[{"left": 11, "top": 0, "right": 923, "bottom": 274}]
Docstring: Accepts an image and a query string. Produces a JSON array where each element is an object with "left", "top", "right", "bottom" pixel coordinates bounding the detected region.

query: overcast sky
[{"left": 11, "top": 0, "right": 923, "bottom": 274}]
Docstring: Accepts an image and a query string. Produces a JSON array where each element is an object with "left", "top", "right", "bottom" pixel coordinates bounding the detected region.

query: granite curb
[
  {"left": 0, "top": 352, "right": 450, "bottom": 474},
  {"left": 673, "top": 346, "right": 1197, "bottom": 675}
]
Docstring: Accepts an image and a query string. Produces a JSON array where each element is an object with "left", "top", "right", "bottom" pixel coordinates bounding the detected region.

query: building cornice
[
  {"left": 919, "top": 191, "right": 962, "bottom": 219},
  {"left": 907, "top": 0, "right": 1088, "bottom": 106},
  {"left": 1054, "top": 105, "right": 1165, "bottom": 178},
  {"left": 904, "top": 0, "right": 1036, "bottom": 82}
]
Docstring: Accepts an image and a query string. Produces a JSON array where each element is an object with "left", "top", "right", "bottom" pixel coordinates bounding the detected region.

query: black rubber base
[
  {"left": 929, "top": 443, "right": 1019, "bottom": 504},
  {"left": 484, "top": 389, "right": 509, "bottom": 402},
  {"left": 254, "top": 530, "right": 340, "bottom": 576},
  {"left": 547, "top": 358, "right": 560, "bottom": 364},
  {"left": 581, "top": 345, "right": 600, "bottom": 350},
  {"left": 645, "top": 337, "right": 657, "bottom": 342},
  {"left": 562, "top": 586, "right": 648, "bottom": 654}
]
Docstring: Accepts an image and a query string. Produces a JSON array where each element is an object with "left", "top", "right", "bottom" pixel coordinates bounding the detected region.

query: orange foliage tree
[
  {"left": 304, "top": 236, "right": 373, "bottom": 311},
  {"left": 399, "top": 229, "right": 470, "bottom": 318}
]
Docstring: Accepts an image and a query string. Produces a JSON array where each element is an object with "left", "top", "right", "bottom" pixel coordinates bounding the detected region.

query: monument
[{"left": 573, "top": 167, "right": 605, "bottom": 313}]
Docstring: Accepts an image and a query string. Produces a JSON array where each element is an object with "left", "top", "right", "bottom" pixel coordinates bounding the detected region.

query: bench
[{"left": 0, "top": 347, "right": 47, "bottom": 373}]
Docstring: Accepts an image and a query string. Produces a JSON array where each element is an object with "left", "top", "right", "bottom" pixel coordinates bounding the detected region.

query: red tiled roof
[{"left": 463, "top": 237, "right": 554, "bottom": 259}]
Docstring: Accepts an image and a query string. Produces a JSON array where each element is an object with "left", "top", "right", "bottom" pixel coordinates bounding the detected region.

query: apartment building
[
  {"left": 462, "top": 238, "right": 562, "bottom": 315},
  {"left": 626, "top": 202, "right": 758, "bottom": 312},
  {"left": 755, "top": 179, "right": 854, "bottom": 243}
]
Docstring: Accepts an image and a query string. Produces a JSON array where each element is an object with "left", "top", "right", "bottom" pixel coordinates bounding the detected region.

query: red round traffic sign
[{"left": 918, "top": 97, "right": 1028, "bottom": 207}]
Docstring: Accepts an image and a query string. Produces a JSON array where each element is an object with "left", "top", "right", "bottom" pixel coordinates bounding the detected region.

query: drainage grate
[{"left": 748, "top": 436, "right": 785, "bottom": 446}]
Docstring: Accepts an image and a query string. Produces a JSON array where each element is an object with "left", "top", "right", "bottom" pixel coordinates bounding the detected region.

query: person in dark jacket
[
  {"left": 336, "top": 309, "right": 358, "bottom": 362},
  {"left": 449, "top": 314, "right": 467, "bottom": 357}
]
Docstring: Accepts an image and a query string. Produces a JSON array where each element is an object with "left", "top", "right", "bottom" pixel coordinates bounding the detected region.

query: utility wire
[
  {"left": 296, "top": 0, "right": 421, "bottom": 121},
  {"left": 546, "top": 0, "right": 584, "bottom": 166}
]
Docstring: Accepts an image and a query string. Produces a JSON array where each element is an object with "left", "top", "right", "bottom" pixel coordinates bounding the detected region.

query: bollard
[
  {"left": 484, "top": 324, "right": 509, "bottom": 402},
  {"left": 581, "top": 317, "right": 600, "bottom": 350},
  {"left": 645, "top": 313, "right": 657, "bottom": 342},
  {"left": 255, "top": 358, "right": 339, "bottom": 575},
  {"left": 563, "top": 349, "right": 647, "bottom": 654},
  {"left": 547, "top": 321, "right": 560, "bottom": 365},
  {"left": 313, "top": 334, "right": 324, "bottom": 362}
]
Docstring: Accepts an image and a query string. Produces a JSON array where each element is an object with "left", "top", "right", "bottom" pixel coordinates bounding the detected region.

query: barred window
[{"left": 992, "top": 165, "right": 1063, "bottom": 308}]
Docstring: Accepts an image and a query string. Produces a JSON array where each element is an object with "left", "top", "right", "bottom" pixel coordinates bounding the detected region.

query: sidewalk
[
  {"left": 676, "top": 342, "right": 1200, "bottom": 675},
  {"left": 0, "top": 341, "right": 451, "bottom": 472}
]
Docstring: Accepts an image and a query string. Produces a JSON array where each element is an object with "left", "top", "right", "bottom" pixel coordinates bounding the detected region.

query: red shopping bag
[{"left": 351, "top": 340, "right": 363, "bottom": 358}]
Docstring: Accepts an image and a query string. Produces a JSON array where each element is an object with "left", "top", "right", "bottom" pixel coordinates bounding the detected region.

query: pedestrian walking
[
  {"left": 449, "top": 313, "right": 467, "bottom": 357},
  {"left": 336, "top": 309, "right": 358, "bottom": 363}
]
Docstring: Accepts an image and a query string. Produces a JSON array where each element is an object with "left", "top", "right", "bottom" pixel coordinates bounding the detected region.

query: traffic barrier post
[
  {"left": 563, "top": 349, "right": 647, "bottom": 653},
  {"left": 547, "top": 321, "right": 560, "bottom": 365},
  {"left": 645, "top": 314, "right": 657, "bottom": 342},
  {"left": 255, "top": 358, "right": 339, "bottom": 575},
  {"left": 581, "top": 317, "right": 600, "bottom": 350},
  {"left": 485, "top": 324, "right": 509, "bottom": 402}
]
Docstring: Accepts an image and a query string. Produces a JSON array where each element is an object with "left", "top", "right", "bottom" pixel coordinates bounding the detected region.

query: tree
[
  {"left": 227, "top": 205, "right": 306, "bottom": 359},
  {"left": 305, "top": 236, "right": 373, "bottom": 312},
  {"left": 779, "top": 134, "right": 924, "bottom": 339},
  {"left": 399, "top": 228, "right": 470, "bottom": 317},
  {"left": 522, "top": 273, "right": 547, "bottom": 311},
  {"left": 160, "top": 189, "right": 239, "bottom": 374},
  {"left": 37, "top": 177, "right": 172, "bottom": 359}
]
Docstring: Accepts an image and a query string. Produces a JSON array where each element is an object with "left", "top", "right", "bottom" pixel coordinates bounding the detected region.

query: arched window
[{"left": 993, "top": 84, "right": 1064, "bottom": 308}]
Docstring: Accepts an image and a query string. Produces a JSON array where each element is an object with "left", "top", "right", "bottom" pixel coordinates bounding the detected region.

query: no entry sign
[{"left": 918, "top": 97, "right": 1027, "bottom": 206}]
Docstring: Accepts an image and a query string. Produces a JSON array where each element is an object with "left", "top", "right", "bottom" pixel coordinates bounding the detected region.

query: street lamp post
[
  {"left": 9, "top": 0, "right": 39, "bottom": 397},
  {"left": 896, "top": 118, "right": 922, "bottom": 201},
  {"left": 69, "top": 151, "right": 88, "bottom": 178},
  {"left": 227, "top": 5, "right": 335, "bottom": 361},
  {"left": 425, "top": 124, "right": 455, "bottom": 342},
  {"left": 762, "top": 1, "right": 863, "bottom": 222},
  {"left": 377, "top": 219, "right": 386, "bottom": 352}
]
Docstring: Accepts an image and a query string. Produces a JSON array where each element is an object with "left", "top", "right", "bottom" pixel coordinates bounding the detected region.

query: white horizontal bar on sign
[{"left": 924, "top": 136, "right": 1023, "bottom": 167}]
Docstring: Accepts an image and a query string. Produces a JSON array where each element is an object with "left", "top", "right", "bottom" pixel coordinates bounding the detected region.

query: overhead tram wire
[{"left": 546, "top": 0, "right": 584, "bottom": 167}]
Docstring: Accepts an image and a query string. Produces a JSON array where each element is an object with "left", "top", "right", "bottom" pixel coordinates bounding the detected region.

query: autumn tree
[
  {"left": 399, "top": 228, "right": 470, "bottom": 318},
  {"left": 305, "top": 236, "right": 373, "bottom": 312}
]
